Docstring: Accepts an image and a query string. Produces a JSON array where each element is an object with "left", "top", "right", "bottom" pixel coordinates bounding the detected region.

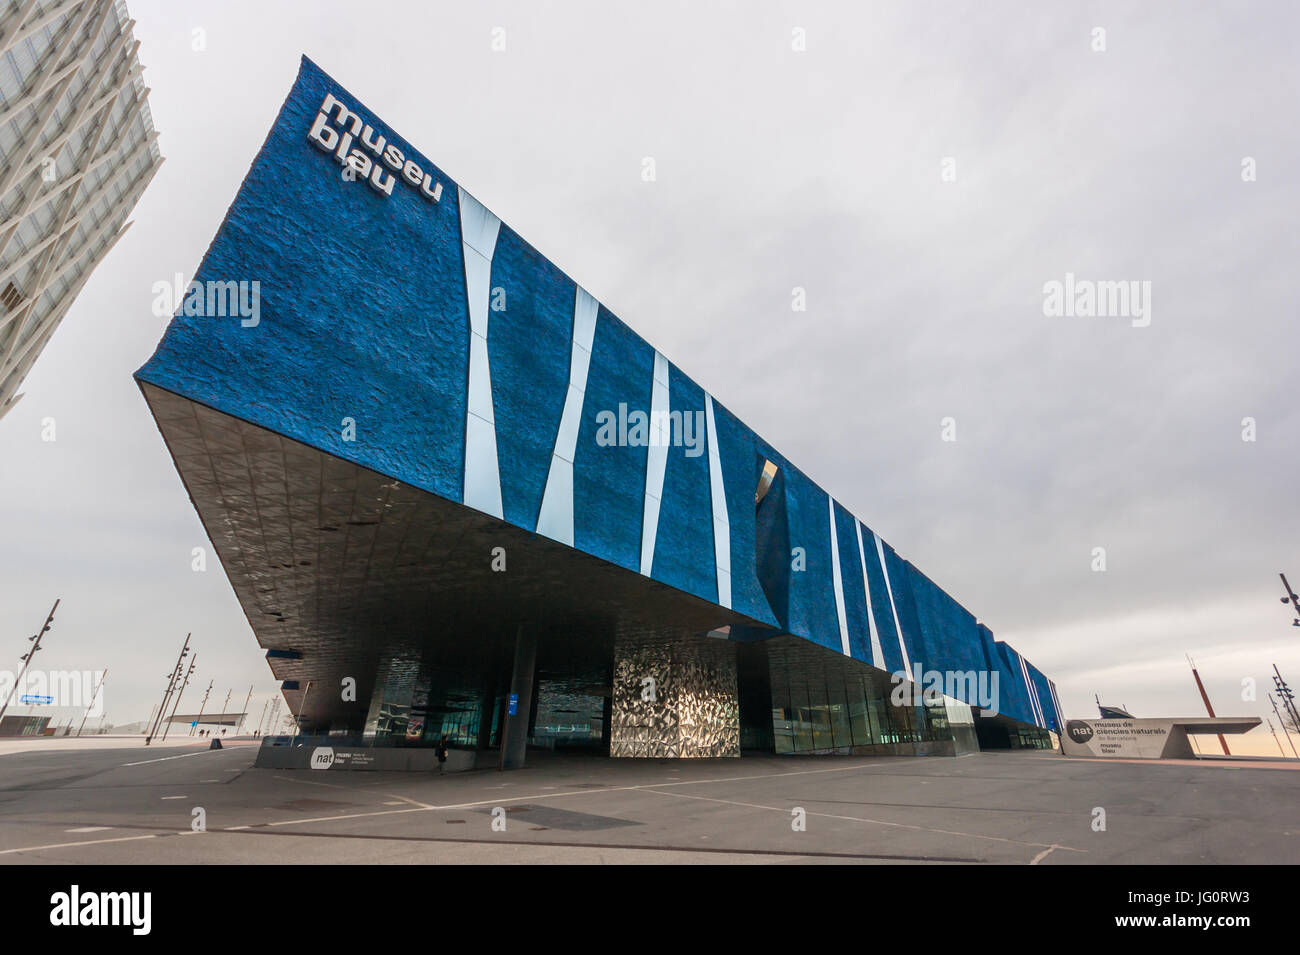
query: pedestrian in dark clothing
[{"left": 435, "top": 734, "right": 449, "bottom": 775}]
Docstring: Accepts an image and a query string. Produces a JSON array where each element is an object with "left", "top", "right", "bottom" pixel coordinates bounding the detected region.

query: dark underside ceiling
[{"left": 140, "top": 382, "right": 776, "bottom": 727}]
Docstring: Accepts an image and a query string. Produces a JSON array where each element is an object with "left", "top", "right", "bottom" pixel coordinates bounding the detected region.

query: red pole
[{"left": 1190, "top": 663, "right": 1230, "bottom": 755}]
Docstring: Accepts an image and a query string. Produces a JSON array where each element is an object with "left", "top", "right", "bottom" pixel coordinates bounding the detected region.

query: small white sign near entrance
[{"left": 310, "top": 746, "right": 335, "bottom": 770}]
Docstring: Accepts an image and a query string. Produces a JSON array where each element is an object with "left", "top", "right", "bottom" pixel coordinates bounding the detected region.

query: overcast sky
[{"left": 1, "top": 0, "right": 1296, "bottom": 754}]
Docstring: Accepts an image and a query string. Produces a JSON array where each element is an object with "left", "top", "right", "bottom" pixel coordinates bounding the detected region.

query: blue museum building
[{"left": 137, "top": 57, "right": 1062, "bottom": 765}]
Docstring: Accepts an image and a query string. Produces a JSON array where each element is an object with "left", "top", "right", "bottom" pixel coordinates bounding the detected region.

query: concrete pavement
[{"left": 0, "top": 740, "right": 1296, "bottom": 864}]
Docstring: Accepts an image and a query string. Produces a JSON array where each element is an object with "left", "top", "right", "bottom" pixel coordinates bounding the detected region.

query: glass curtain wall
[{"left": 765, "top": 638, "right": 957, "bottom": 754}]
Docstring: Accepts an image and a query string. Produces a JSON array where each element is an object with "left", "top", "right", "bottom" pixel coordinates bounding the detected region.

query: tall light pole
[
  {"left": 266, "top": 696, "right": 281, "bottom": 737},
  {"left": 293, "top": 681, "right": 312, "bottom": 741},
  {"left": 217, "top": 689, "right": 231, "bottom": 735},
  {"left": 146, "top": 633, "right": 190, "bottom": 745},
  {"left": 0, "top": 599, "right": 58, "bottom": 724},
  {"left": 1269, "top": 692, "right": 1298, "bottom": 758},
  {"left": 1266, "top": 718, "right": 1286, "bottom": 757},
  {"left": 161, "top": 655, "right": 197, "bottom": 741},
  {"left": 191, "top": 680, "right": 213, "bottom": 736},
  {"left": 1279, "top": 573, "right": 1300, "bottom": 627},
  {"left": 76, "top": 668, "right": 108, "bottom": 738},
  {"left": 147, "top": 638, "right": 188, "bottom": 743},
  {"left": 1272, "top": 665, "right": 1300, "bottom": 730},
  {"left": 237, "top": 684, "right": 253, "bottom": 736}
]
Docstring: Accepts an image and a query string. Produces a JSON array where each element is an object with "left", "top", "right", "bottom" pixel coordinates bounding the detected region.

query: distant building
[
  {"left": 0, "top": 714, "right": 51, "bottom": 736},
  {"left": 164, "top": 712, "right": 248, "bottom": 736},
  {"left": 0, "top": 0, "right": 161, "bottom": 419}
]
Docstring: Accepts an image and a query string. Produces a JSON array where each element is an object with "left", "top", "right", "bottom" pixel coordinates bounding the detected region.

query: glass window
[
  {"left": 788, "top": 669, "right": 814, "bottom": 753},
  {"left": 847, "top": 672, "right": 870, "bottom": 746},
  {"left": 769, "top": 650, "right": 794, "bottom": 754},
  {"left": 824, "top": 669, "right": 851, "bottom": 749}
]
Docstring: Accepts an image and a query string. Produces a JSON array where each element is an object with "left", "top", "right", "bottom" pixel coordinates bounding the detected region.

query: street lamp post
[
  {"left": 76, "top": 668, "right": 108, "bottom": 738},
  {"left": 1266, "top": 718, "right": 1286, "bottom": 757},
  {"left": 146, "top": 633, "right": 190, "bottom": 745},
  {"left": 237, "top": 684, "right": 253, "bottom": 736},
  {"left": 161, "top": 656, "right": 197, "bottom": 741},
  {"left": 1272, "top": 665, "right": 1300, "bottom": 730},
  {"left": 1279, "top": 573, "right": 1300, "bottom": 627},
  {"left": 0, "top": 599, "right": 58, "bottom": 724},
  {"left": 293, "top": 681, "right": 312, "bottom": 742},
  {"left": 192, "top": 680, "right": 212, "bottom": 736},
  {"left": 265, "top": 696, "right": 281, "bottom": 737},
  {"left": 1268, "top": 693, "right": 1298, "bottom": 758}
]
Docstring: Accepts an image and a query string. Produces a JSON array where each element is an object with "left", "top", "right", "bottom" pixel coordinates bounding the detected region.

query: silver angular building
[{"left": 0, "top": 0, "right": 160, "bottom": 419}]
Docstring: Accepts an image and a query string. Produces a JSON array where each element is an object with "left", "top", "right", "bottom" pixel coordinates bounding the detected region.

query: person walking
[{"left": 435, "top": 733, "right": 449, "bottom": 775}]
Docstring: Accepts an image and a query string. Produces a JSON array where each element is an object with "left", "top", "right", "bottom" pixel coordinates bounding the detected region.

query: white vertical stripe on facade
[
  {"left": 1047, "top": 680, "right": 1065, "bottom": 731},
  {"left": 536, "top": 287, "right": 599, "bottom": 544},
  {"left": 1029, "top": 664, "right": 1046, "bottom": 727},
  {"left": 458, "top": 187, "right": 503, "bottom": 519},
  {"left": 828, "top": 496, "right": 851, "bottom": 656},
  {"left": 873, "top": 531, "right": 913, "bottom": 680},
  {"left": 639, "top": 351, "right": 670, "bottom": 576},
  {"left": 1018, "top": 655, "right": 1043, "bottom": 727},
  {"left": 855, "top": 521, "right": 886, "bottom": 668},
  {"left": 704, "top": 393, "right": 731, "bottom": 609}
]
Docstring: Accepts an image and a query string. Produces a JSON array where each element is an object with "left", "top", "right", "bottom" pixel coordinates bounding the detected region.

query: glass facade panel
[
  {"left": 756, "top": 637, "right": 983, "bottom": 754},
  {"left": 867, "top": 677, "right": 895, "bottom": 744},
  {"left": 788, "top": 667, "right": 814, "bottom": 753},
  {"left": 530, "top": 681, "right": 605, "bottom": 751},
  {"left": 770, "top": 655, "right": 794, "bottom": 755},
  {"left": 922, "top": 694, "right": 950, "bottom": 741},
  {"left": 847, "top": 671, "right": 870, "bottom": 746},
  {"left": 825, "top": 671, "right": 851, "bottom": 749},
  {"left": 809, "top": 704, "right": 834, "bottom": 750}
]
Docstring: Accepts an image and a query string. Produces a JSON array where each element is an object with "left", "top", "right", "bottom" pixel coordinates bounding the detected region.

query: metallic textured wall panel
[{"left": 610, "top": 635, "right": 739, "bottom": 758}]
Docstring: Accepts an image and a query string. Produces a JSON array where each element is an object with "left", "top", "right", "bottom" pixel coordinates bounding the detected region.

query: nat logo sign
[{"left": 1066, "top": 720, "right": 1094, "bottom": 744}]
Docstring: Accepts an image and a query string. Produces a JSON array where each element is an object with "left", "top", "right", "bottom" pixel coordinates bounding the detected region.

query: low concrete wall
[{"left": 254, "top": 742, "right": 479, "bottom": 772}]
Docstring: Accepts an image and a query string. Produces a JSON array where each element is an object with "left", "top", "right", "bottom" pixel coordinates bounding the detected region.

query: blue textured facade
[
  {"left": 488, "top": 226, "right": 574, "bottom": 532},
  {"left": 136, "top": 56, "right": 1056, "bottom": 728},
  {"left": 572, "top": 308, "right": 652, "bottom": 573}
]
